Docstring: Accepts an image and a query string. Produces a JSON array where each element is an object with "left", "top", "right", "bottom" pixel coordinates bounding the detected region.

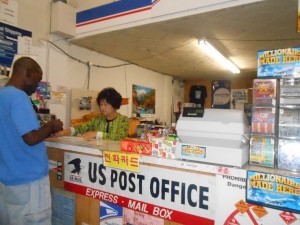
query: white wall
[
  {"left": 17, "top": 0, "right": 51, "bottom": 43},
  {"left": 46, "top": 38, "right": 173, "bottom": 125},
  {"left": 68, "top": 0, "right": 113, "bottom": 11},
  {"left": 11, "top": 0, "right": 176, "bottom": 126}
]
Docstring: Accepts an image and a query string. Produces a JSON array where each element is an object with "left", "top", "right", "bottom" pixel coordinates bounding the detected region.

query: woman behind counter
[{"left": 55, "top": 87, "right": 128, "bottom": 141}]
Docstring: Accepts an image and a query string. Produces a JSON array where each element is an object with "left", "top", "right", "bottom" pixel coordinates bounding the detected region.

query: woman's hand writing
[{"left": 81, "top": 131, "right": 97, "bottom": 139}]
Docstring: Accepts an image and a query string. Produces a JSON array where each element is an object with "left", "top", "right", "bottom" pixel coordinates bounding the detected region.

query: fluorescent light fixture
[{"left": 198, "top": 39, "right": 240, "bottom": 74}]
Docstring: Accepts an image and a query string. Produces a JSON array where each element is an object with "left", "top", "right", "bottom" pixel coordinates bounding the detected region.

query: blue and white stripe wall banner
[
  {"left": 75, "top": 0, "right": 262, "bottom": 35},
  {"left": 76, "top": 0, "right": 158, "bottom": 27}
]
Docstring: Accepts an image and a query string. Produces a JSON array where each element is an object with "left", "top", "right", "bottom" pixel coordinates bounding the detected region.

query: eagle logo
[{"left": 68, "top": 158, "right": 82, "bottom": 174}]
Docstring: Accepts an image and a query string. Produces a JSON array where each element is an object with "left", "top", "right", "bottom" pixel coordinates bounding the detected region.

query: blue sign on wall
[
  {"left": 257, "top": 47, "right": 300, "bottom": 78},
  {"left": 0, "top": 22, "right": 32, "bottom": 67}
]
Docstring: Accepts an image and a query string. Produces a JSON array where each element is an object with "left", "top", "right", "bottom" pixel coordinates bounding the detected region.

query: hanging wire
[{"left": 47, "top": 40, "right": 131, "bottom": 68}]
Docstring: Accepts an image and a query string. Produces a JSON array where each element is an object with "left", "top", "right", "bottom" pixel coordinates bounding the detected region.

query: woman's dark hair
[{"left": 96, "top": 87, "right": 122, "bottom": 109}]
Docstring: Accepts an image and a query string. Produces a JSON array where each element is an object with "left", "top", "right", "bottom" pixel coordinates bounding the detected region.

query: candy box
[{"left": 120, "top": 138, "right": 152, "bottom": 155}]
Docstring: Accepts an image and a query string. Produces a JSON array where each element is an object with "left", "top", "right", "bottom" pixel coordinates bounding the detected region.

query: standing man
[{"left": 0, "top": 57, "right": 63, "bottom": 225}]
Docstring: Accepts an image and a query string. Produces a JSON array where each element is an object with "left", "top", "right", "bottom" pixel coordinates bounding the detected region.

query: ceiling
[{"left": 71, "top": 0, "right": 300, "bottom": 81}]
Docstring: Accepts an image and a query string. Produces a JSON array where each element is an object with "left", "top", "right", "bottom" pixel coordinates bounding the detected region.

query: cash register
[{"left": 175, "top": 108, "right": 250, "bottom": 167}]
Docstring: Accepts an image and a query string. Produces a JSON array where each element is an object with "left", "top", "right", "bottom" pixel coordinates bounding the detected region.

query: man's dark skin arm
[{"left": 22, "top": 119, "right": 63, "bottom": 146}]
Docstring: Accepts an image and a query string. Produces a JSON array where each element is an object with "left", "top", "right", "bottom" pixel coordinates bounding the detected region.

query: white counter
[
  {"left": 46, "top": 137, "right": 300, "bottom": 225},
  {"left": 46, "top": 136, "right": 300, "bottom": 178},
  {"left": 46, "top": 137, "right": 248, "bottom": 177}
]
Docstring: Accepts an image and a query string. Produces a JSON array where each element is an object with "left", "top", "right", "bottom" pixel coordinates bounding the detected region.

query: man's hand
[{"left": 48, "top": 119, "right": 63, "bottom": 133}]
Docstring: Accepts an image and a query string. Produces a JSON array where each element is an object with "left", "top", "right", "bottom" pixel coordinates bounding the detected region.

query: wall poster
[
  {"left": 132, "top": 84, "right": 155, "bottom": 117},
  {"left": 211, "top": 80, "right": 231, "bottom": 109}
]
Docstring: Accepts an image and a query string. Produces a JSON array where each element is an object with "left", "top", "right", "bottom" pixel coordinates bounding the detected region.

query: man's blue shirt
[{"left": 0, "top": 86, "right": 48, "bottom": 185}]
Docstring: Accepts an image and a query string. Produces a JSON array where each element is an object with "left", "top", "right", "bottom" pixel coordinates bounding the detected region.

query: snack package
[
  {"left": 120, "top": 138, "right": 152, "bottom": 155},
  {"left": 151, "top": 137, "right": 177, "bottom": 159}
]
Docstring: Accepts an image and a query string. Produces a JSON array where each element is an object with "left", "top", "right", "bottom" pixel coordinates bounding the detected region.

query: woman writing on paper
[{"left": 55, "top": 87, "right": 128, "bottom": 141}]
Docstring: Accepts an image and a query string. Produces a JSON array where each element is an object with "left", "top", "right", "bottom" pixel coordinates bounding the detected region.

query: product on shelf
[
  {"left": 253, "top": 48, "right": 300, "bottom": 172},
  {"left": 277, "top": 139, "right": 300, "bottom": 172},
  {"left": 251, "top": 107, "right": 276, "bottom": 134},
  {"left": 252, "top": 79, "right": 277, "bottom": 106},
  {"left": 120, "top": 138, "right": 152, "bottom": 155},
  {"left": 249, "top": 136, "right": 275, "bottom": 167},
  {"left": 278, "top": 77, "right": 300, "bottom": 171},
  {"left": 250, "top": 78, "right": 277, "bottom": 168}
]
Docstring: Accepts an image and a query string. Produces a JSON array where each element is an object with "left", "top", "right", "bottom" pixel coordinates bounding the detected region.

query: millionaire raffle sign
[
  {"left": 257, "top": 47, "right": 300, "bottom": 78},
  {"left": 215, "top": 170, "right": 300, "bottom": 225},
  {"left": 246, "top": 171, "right": 300, "bottom": 213},
  {"left": 64, "top": 152, "right": 215, "bottom": 224}
]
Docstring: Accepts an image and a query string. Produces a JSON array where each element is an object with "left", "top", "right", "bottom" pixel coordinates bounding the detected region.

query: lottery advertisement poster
[
  {"left": 215, "top": 169, "right": 300, "bottom": 225},
  {"left": 257, "top": 48, "right": 300, "bottom": 78},
  {"left": 246, "top": 171, "right": 300, "bottom": 214}
]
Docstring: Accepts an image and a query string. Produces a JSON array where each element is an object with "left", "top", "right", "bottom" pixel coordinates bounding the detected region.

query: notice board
[{"left": 0, "top": 22, "right": 31, "bottom": 67}]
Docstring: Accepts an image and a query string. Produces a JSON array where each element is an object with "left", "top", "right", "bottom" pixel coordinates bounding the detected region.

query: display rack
[
  {"left": 277, "top": 77, "right": 300, "bottom": 172},
  {"left": 249, "top": 79, "right": 278, "bottom": 168},
  {"left": 249, "top": 77, "right": 300, "bottom": 172}
]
